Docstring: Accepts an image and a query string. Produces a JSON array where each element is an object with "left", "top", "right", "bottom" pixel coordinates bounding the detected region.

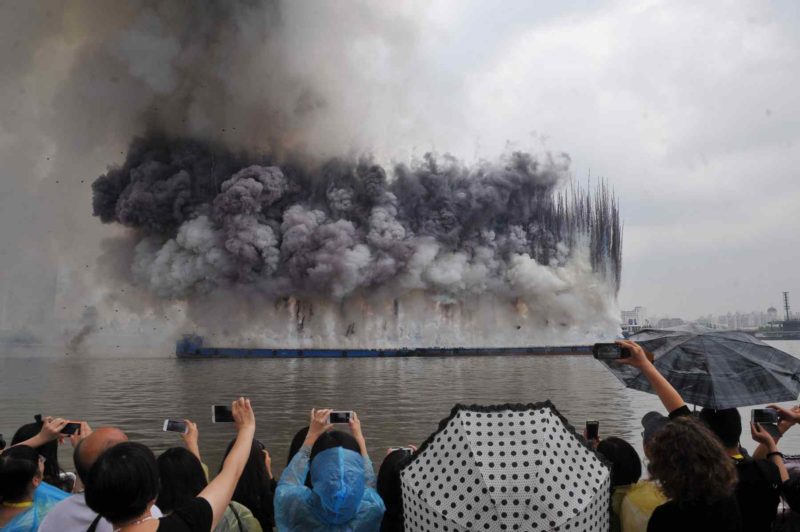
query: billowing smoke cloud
[
  {"left": 2, "top": 0, "right": 623, "bottom": 350},
  {"left": 92, "top": 136, "right": 622, "bottom": 346}
]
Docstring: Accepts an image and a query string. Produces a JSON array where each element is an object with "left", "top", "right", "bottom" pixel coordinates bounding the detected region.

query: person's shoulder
[
  {"left": 159, "top": 497, "right": 213, "bottom": 531},
  {"left": 738, "top": 457, "right": 781, "bottom": 487},
  {"left": 359, "top": 488, "right": 387, "bottom": 514},
  {"left": 39, "top": 494, "right": 111, "bottom": 532}
]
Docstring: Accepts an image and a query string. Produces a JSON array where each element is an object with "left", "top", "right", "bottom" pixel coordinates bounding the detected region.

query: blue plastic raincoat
[
  {"left": 275, "top": 445, "right": 385, "bottom": 531},
  {"left": 0, "top": 481, "right": 69, "bottom": 532}
]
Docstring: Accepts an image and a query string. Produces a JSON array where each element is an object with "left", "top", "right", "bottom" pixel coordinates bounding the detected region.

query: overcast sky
[
  {"left": 1, "top": 0, "right": 799, "bottom": 327},
  {"left": 419, "top": 0, "right": 800, "bottom": 318}
]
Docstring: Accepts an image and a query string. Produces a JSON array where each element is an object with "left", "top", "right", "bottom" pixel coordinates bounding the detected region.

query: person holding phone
[
  {"left": 274, "top": 408, "right": 385, "bottom": 531},
  {"left": 85, "top": 397, "right": 256, "bottom": 531},
  {"left": 10, "top": 416, "right": 77, "bottom": 493}
]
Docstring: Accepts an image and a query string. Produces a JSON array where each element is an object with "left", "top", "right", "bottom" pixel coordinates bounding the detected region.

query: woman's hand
[
  {"left": 232, "top": 398, "right": 255, "bottom": 434},
  {"left": 349, "top": 412, "right": 368, "bottom": 456},
  {"left": 767, "top": 404, "right": 800, "bottom": 434},
  {"left": 181, "top": 420, "right": 199, "bottom": 446},
  {"left": 614, "top": 340, "right": 653, "bottom": 369},
  {"left": 40, "top": 417, "right": 69, "bottom": 442},
  {"left": 304, "top": 408, "right": 333, "bottom": 447},
  {"left": 69, "top": 422, "right": 93, "bottom": 448},
  {"left": 751, "top": 422, "right": 779, "bottom": 452}
]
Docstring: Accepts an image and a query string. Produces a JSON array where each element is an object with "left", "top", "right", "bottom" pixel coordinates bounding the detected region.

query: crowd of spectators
[{"left": 2, "top": 339, "right": 800, "bottom": 531}]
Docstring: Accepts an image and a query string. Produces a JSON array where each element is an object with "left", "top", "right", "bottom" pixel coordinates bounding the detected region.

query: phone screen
[
  {"left": 164, "top": 420, "right": 188, "bottom": 433},
  {"left": 329, "top": 411, "right": 352, "bottom": 424},
  {"left": 593, "top": 343, "right": 624, "bottom": 360},
  {"left": 60, "top": 422, "right": 81, "bottom": 436},
  {"left": 212, "top": 405, "right": 235, "bottom": 423},
  {"left": 586, "top": 420, "right": 599, "bottom": 440},
  {"left": 751, "top": 409, "right": 779, "bottom": 424}
]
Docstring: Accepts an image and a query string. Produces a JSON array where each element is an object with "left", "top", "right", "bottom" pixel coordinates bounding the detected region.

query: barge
[{"left": 175, "top": 335, "right": 592, "bottom": 358}]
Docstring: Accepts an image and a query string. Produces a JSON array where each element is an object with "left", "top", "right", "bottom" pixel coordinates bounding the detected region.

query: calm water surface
[{"left": 1, "top": 340, "right": 799, "bottom": 477}]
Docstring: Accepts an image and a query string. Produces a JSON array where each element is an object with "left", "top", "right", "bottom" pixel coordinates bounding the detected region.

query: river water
[{"left": 1, "top": 340, "right": 799, "bottom": 477}]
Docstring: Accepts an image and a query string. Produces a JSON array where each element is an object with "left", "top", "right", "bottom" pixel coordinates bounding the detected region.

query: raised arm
[
  {"left": 13, "top": 417, "right": 69, "bottom": 449},
  {"left": 750, "top": 422, "right": 789, "bottom": 482},
  {"left": 617, "top": 340, "right": 687, "bottom": 414},
  {"left": 180, "top": 420, "right": 201, "bottom": 462},
  {"left": 198, "top": 398, "right": 255, "bottom": 529}
]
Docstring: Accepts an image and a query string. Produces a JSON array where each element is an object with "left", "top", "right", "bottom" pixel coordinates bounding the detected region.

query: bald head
[{"left": 74, "top": 428, "right": 127, "bottom": 483}]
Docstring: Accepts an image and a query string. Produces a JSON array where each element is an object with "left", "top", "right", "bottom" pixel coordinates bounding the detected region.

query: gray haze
[{"left": 1, "top": 0, "right": 798, "bottom": 351}]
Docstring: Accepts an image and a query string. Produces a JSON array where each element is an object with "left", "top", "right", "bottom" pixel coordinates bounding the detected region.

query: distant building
[
  {"left": 767, "top": 307, "right": 779, "bottom": 323},
  {"left": 656, "top": 318, "right": 685, "bottom": 328},
  {"left": 621, "top": 306, "right": 649, "bottom": 335}
]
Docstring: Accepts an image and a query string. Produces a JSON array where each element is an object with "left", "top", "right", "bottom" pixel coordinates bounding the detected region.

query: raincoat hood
[{"left": 309, "top": 447, "right": 365, "bottom": 525}]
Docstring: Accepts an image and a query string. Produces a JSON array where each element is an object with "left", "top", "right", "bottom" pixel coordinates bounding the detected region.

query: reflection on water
[{"left": 1, "top": 340, "right": 799, "bottom": 476}]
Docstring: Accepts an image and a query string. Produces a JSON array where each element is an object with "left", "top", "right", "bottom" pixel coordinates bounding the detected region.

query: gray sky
[
  {"left": 418, "top": 0, "right": 800, "bottom": 317},
  {"left": 1, "top": 0, "right": 799, "bottom": 330}
]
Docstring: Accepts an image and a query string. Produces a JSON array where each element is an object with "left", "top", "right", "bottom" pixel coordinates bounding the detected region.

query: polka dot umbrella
[{"left": 401, "top": 402, "right": 611, "bottom": 531}]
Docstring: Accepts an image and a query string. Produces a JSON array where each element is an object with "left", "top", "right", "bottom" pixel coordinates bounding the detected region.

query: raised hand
[
  {"left": 69, "top": 422, "right": 93, "bottom": 448},
  {"left": 232, "top": 398, "right": 255, "bottom": 433},
  {"left": 614, "top": 340, "right": 653, "bottom": 369},
  {"left": 304, "top": 408, "right": 333, "bottom": 447}
]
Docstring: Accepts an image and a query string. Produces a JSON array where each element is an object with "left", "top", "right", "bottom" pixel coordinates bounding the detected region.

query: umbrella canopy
[
  {"left": 401, "top": 402, "right": 611, "bottom": 531},
  {"left": 604, "top": 325, "right": 800, "bottom": 408}
]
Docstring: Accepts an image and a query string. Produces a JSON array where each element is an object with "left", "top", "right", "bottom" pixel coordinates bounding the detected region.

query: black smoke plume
[{"left": 92, "top": 135, "right": 621, "bottom": 307}]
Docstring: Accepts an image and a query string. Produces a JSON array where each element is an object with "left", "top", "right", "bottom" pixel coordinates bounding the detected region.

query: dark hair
[
  {"left": 221, "top": 438, "right": 274, "bottom": 528},
  {"left": 699, "top": 408, "right": 742, "bottom": 449},
  {"left": 0, "top": 445, "right": 40, "bottom": 501},
  {"left": 596, "top": 437, "right": 642, "bottom": 487},
  {"left": 157, "top": 448, "right": 208, "bottom": 514},
  {"left": 287, "top": 426, "right": 309, "bottom": 465},
  {"left": 85, "top": 442, "right": 160, "bottom": 524},
  {"left": 310, "top": 431, "right": 360, "bottom": 463},
  {"left": 12, "top": 420, "right": 69, "bottom": 491},
  {"left": 648, "top": 417, "right": 737, "bottom": 504},
  {"left": 377, "top": 449, "right": 412, "bottom": 531}
]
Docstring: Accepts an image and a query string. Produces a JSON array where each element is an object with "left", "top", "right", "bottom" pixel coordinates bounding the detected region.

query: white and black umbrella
[{"left": 401, "top": 402, "right": 611, "bottom": 531}]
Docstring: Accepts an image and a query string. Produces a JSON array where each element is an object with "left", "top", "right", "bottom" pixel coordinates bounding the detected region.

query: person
[
  {"left": 157, "top": 447, "right": 262, "bottom": 531},
  {"left": 286, "top": 426, "right": 309, "bottom": 466},
  {"left": 0, "top": 444, "right": 70, "bottom": 531},
  {"left": 85, "top": 397, "right": 256, "bottom": 531},
  {"left": 697, "top": 407, "right": 791, "bottom": 532},
  {"left": 376, "top": 447, "right": 415, "bottom": 532},
  {"left": 646, "top": 416, "right": 742, "bottom": 531},
  {"left": 594, "top": 436, "right": 643, "bottom": 532},
  {"left": 220, "top": 437, "right": 276, "bottom": 529},
  {"left": 274, "top": 408, "right": 385, "bottom": 531},
  {"left": 11, "top": 416, "right": 74, "bottom": 492},
  {"left": 39, "top": 426, "right": 163, "bottom": 532},
  {"left": 614, "top": 339, "right": 736, "bottom": 531}
]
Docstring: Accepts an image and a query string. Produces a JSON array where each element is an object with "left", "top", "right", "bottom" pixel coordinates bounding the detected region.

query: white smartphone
[
  {"left": 163, "top": 419, "right": 188, "bottom": 433},
  {"left": 212, "top": 405, "right": 235, "bottom": 423},
  {"left": 329, "top": 411, "right": 353, "bottom": 424}
]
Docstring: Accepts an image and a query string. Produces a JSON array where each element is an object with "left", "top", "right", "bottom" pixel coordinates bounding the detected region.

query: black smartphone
[
  {"left": 60, "top": 422, "right": 82, "bottom": 436},
  {"left": 752, "top": 409, "right": 779, "bottom": 424},
  {"left": 388, "top": 447, "right": 414, "bottom": 455},
  {"left": 752, "top": 409, "right": 781, "bottom": 440},
  {"left": 329, "top": 411, "right": 353, "bottom": 424},
  {"left": 163, "top": 420, "right": 188, "bottom": 433},
  {"left": 212, "top": 405, "right": 235, "bottom": 423},
  {"left": 592, "top": 343, "right": 630, "bottom": 360},
  {"left": 586, "top": 420, "right": 599, "bottom": 440}
]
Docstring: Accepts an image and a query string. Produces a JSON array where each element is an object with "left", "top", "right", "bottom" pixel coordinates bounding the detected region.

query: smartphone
[
  {"left": 752, "top": 409, "right": 779, "bottom": 424},
  {"left": 163, "top": 420, "right": 188, "bottom": 433},
  {"left": 329, "top": 411, "right": 353, "bottom": 424},
  {"left": 60, "top": 422, "right": 82, "bottom": 436},
  {"left": 388, "top": 447, "right": 414, "bottom": 455},
  {"left": 212, "top": 405, "right": 235, "bottom": 423},
  {"left": 592, "top": 343, "right": 630, "bottom": 360},
  {"left": 752, "top": 409, "right": 782, "bottom": 440},
  {"left": 586, "top": 420, "right": 599, "bottom": 440}
]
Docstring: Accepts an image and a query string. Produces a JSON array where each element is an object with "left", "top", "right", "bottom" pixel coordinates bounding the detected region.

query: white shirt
[{"left": 38, "top": 492, "right": 162, "bottom": 532}]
